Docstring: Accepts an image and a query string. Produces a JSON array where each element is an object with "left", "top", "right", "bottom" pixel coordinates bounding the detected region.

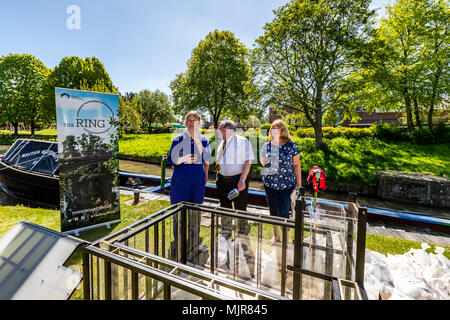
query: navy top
[
  {"left": 167, "top": 130, "right": 211, "bottom": 169},
  {"left": 260, "top": 140, "right": 300, "bottom": 190}
]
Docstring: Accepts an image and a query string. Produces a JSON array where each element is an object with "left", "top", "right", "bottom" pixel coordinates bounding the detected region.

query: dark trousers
[
  {"left": 264, "top": 186, "right": 294, "bottom": 219},
  {"left": 216, "top": 173, "right": 250, "bottom": 235}
]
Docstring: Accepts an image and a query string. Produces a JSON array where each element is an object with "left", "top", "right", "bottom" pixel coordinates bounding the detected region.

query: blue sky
[{"left": 0, "top": 0, "right": 389, "bottom": 96}]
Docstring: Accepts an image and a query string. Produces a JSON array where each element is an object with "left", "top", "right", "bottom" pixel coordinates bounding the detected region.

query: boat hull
[{"left": 0, "top": 160, "right": 59, "bottom": 206}]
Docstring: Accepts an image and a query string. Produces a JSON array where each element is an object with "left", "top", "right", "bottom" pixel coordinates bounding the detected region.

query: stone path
[{"left": 121, "top": 189, "right": 450, "bottom": 247}]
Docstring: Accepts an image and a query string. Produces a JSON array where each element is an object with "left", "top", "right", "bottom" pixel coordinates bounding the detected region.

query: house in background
[{"left": 340, "top": 111, "right": 403, "bottom": 128}]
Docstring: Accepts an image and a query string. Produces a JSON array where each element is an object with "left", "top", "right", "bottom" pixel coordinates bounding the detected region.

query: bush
[
  {"left": 294, "top": 126, "right": 373, "bottom": 140},
  {"left": 370, "top": 123, "right": 409, "bottom": 141},
  {"left": 410, "top": 127, "right": 436, "bottom": 145},
  {"left": 432, "top": 122, "right": 450, "bottom": 144}
]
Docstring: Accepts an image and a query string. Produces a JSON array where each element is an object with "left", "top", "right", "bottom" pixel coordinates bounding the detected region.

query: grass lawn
[{"left": 0, "top": 128, "right": 57, "bottom": 136}]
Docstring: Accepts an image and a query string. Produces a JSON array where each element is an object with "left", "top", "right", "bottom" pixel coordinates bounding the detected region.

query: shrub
[
  {"left": 410, "top": 127, "right": 436, "bottom": 144},
  {"left": 294, "top": 126, "right": 373, "bottom": 140},
  {"left": 370, "top": 123, "right": 409, "bottom": 141},
  {"left": 432, "top": 122, "right": 450, "bottom": 144}
]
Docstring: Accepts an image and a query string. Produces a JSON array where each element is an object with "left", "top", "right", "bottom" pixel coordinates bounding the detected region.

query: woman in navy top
[
  {"left": 167, "top": 110, "right": 211, "bottom": 205},
  {"left": 167, "top": 111, "right": 211, "bottom": 243},
  {"left": 260, "top": 120, "right": 302, "bottom": 245}
]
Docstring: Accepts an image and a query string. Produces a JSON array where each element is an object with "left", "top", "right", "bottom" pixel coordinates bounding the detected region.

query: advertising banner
[{"left": 55, "top": 88, "right": 120, "bottom": 233}]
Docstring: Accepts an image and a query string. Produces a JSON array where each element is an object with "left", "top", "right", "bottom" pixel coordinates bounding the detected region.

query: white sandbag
[
  {"left": 364, "top": 249, "right": 394, "bottom": 300},
  {"left": 254, "top": 248, "right": 280, "bottom": 288},
  {"left": 364, "top": 244, "right": 450, "bottom": 300},
  {"left": 227, "top": 240, "right": 252, "bottom": 279},
  {"left": 206, "top": 234, "right": 229, "bottom": 271}
]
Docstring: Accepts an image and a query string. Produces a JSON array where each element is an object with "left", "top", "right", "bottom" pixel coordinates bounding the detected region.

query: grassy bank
[{"left": 118, "top": 133, "right": 450, "bottom": 186}]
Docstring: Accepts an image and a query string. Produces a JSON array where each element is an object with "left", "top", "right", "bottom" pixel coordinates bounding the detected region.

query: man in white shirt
[{"left": 216, "top": 120, "right": 255, "bottom": 235}]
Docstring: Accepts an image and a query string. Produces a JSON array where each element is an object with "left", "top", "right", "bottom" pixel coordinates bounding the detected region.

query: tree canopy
[
  {"left": 362, "top": 0, "right": 449, "bottom": 130},
  {"left": 252, "top": 0, "right": 375, "bottom": 148},
  {"left": 170, "top": 29, "right": 258, "bottom": 128},
  {"left": 40, "top": 56, "right": 117, "bottom": 125},
  {"left": 138, "top": 89, "right": 175, "bottom": 132},
  {"left": 0, "top": 53, "right": 50, "bottom": 134}
]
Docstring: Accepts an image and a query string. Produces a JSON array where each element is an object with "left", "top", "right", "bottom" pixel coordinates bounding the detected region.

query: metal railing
[{"left": 81, "top": 193, "right": 368, "bottom": 300}]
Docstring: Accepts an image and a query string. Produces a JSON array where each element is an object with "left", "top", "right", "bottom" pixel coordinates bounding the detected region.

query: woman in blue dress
[
  {"left": 260, "top": 119, "right": 302, "bottom": 245},
  {"left": 167, "top": 110, "right": 211, "bottom": 203},
  {"left": 167, "top": 111, "right": 211, "bottom": 241}
]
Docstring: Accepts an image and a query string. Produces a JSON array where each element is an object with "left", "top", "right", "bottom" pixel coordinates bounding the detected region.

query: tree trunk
[
  {"left": 313, "top": 121, "right": 323, "bottom": 149},
  {"left": 413, "top": 97, "right": 422, "bottom": 129},
  {"left": 404, "top": 88, "right": 414, "bottom": 131},
  {"left": 30, "top": 120, "right": 35, "bottom": 135},
  {"left": 13, "top": 122, "right": 18, "bottom": 135},
  {"left": 313, "top": 106, "right": 323, "bottom": 149},
  {"left": 428, "top": 67, "right": 442, "bottom": 128},
  {"left": 427, "top": 104, "right": 435, "bottom": 128}
]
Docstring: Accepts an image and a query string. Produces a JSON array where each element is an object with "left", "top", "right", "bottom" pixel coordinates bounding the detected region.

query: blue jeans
[{"left": 264, "top": 186, "right": 294, "bottom": 219}]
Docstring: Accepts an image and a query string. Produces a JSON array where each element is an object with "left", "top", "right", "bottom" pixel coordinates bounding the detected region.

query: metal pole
[
  {"left": 104, "top": 259, "right": 112, "bottom": 300},
  {"left": 161, "top": 155, "right": 166, "bottom": 188},
  {"left": 293, "top": 188, "right": 305, "bottom": 300},
  {"left": 210, "top": 211, "right": 215, "bottom": 274},
  {"left": 131, "top": 271, "right": 139, "bottom": 300},
  {"left": 257, "top": 222, "right": 262, "bottom": 288},
  {"left": 133, "top": 190, "right": 140, "bottom": 205},
  {"left": 325, "top": 232, "right": 333, "bottom": 300},
  {"left": 82, "top": 251, "right": 91, "bottom": 300},
  {"left": 355, "top": 206, "right": 367, "bottom": 285},
  {"left": 281, "top": 226, "right": 288, "bottom": 296},
  {"left": 178, "top": 207, "right": 187, "bottom": 264}
]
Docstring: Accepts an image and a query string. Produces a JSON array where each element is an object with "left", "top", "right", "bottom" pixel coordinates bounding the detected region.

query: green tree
[
  {"left": 420, "top": 0, "right": 449, "bottom": 127},
  {"left": 41, "top": 56, "right": 117, "bottom": 125},
  {"left": 252, "top": 0, "right": 374, "bottom": 148},
  {"left": 375, "top": 0, "right": 430, "bottom": 130},
  {"left": 0, "top": 54, "right": 50, "bottom": 134},
  {"left": 359, "top": 0, "right": 449, "bottom": 131},
  {"left": 170, "top": 29, "right": 258, "bottom": 128},
  {"left": 118, "top": 95, "right": 142, "bottom": 135},
  {"left": 138, "top": 89, "right": 175, "bottom": 132},
  {"left": 62, "top": 135, "right": 81, "bottom": 158},
  {"left": 246, "top": 115, "right": 261, "bottom": 128},
  {"left": 281, "top": 110, "right": 310, "bottom": 128}
]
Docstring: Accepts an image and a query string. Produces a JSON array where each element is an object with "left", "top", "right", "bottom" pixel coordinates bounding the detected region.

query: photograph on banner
[{"left": 55, "top": 88, "right": 120, "bottom": 232}]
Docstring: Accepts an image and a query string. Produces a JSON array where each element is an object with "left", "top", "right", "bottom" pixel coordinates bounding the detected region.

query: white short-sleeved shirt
[{"left": 217, "top": 134, "right": 255, "bottom": 176}]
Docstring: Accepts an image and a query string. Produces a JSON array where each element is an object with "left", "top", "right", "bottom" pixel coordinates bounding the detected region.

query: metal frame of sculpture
[{"left": 81, "top": 192, "right": 368, "bottom": 300}]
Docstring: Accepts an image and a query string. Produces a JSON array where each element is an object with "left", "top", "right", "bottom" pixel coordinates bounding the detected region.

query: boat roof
[{"left": 1, "top": 139, "right": 58, "bottom": 176}]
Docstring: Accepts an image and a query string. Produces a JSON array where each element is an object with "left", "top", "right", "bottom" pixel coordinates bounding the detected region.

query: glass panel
[
  {"left": 0, "top": 222, "right": 82, "bottom": 300},
  {"left": 170, "top": 288, "right": 202, "bottom": 300}
]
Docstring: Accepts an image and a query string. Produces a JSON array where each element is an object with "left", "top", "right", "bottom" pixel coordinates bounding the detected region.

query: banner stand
[
  {"left": 55, "top": 88, "right": 121, "bottom": 234},
  {"left": 62, "top": 219, "right": 122, "bottom": 237}
]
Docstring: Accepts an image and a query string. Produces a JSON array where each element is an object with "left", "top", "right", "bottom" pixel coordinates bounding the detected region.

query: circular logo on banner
[{"left": 76, "top": 100, "right": 114, "bottom": 134}]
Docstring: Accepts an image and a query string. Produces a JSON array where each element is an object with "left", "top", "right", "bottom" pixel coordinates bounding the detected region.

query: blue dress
[{"left": 167, "top": 130, "right": 211, "bottom": 205}]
